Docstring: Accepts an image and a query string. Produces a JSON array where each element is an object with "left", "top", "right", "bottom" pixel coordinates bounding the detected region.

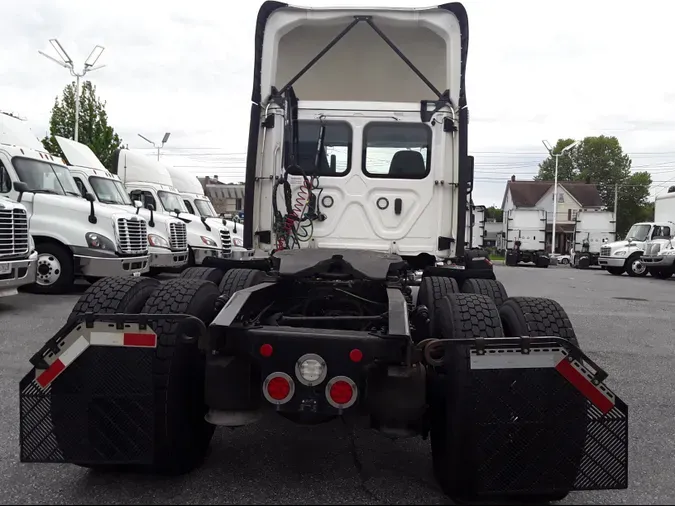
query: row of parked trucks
[{"left": 0, "top": 111, "right": 243, "bottom": 297}]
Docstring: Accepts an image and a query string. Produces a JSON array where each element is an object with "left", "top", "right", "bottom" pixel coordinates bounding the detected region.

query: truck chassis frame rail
[{"left": 20, "top": 310, "right": 628, "bottom": 496}]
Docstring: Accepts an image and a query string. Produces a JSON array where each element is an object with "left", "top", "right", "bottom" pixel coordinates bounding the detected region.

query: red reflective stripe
[
  {"left": 123, "top": 333, "right": 156, "bottom": 347},
  {"left": 36, "top": 359, "right": 65, "bottom": 388},
  {"left": 555, "top": 358, "right": 614, "bottom": 415}
]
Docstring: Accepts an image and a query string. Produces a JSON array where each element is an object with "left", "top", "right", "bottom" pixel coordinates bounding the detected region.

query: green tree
[
  {"left": 42, "top": 80, "right": 123, "bottom": 170},
  {"left": 485, "top": 206, "right": 503, "bottom": 222},
  {"left": 534, "top": 135, "right": 652, "bottom": 236}
]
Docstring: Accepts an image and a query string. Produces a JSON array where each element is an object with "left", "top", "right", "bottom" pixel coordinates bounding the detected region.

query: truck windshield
[
  {"left": 194, "top": 198, "right": 217, "bottom": 217},
  {"left": 12, "top": 157, "right": 82, "bottom": 197},
  {"left": 158, "top": 191, "right": 188, "bottom": 213},
  {"left": 625, "top": 224, "right": 651, "bottom": 242},
  {"left": 89, "top": 176, "right": 132, "bottom": 205}
]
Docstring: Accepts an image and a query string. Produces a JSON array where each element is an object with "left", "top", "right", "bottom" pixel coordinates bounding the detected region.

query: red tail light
[
  {"left": 263, "top": 372, "right": 294, "bottom": 405},
  {"left": 326, "top": 376, "right": 358, "bottom": 409}
]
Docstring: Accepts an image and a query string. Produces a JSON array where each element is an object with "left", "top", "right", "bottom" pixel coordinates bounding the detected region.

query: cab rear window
[
  {"left": 285, "top": 120, "right": 352, "bottom": 177},
  {"left": 362, "top": 123, "right": 431, "bottom": 179}
]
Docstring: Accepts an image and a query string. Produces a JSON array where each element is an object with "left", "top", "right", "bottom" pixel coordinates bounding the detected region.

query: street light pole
[
  {"left": 39, "top": 40, "right": 106, "bottom": 143},
  {"left": 542, "top": 140, "right": 580, "bottom": 254},
  {"left": 138, "top": 132, "right": 171, "bottom": 161}
]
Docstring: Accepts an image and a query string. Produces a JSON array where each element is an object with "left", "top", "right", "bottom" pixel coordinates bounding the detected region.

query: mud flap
[{"left": 456, "top": 341, "right": 628, "bottom": 496}]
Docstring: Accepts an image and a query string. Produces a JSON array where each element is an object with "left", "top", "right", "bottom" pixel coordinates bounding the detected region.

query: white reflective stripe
[
  {"left": 89, "top": 331, "right": 124, "bottom": 346},
  {"left": 58, "top": 336, "right": 90, "bottom": 366},
  {"left": 470, "top": 350, "right": 564, "bottom": 370}
]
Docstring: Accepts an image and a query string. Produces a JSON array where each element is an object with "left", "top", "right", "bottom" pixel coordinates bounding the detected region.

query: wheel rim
[
  {"left": 631, "top": 259, "right": 646, "bottom": 275},
  {"left": 36, "top": 253, "right": 62, "bottom": 286}
]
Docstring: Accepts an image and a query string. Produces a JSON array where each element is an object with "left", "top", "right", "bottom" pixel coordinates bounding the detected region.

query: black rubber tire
[
  {"left": 536, "top": 255, "right": 550, "bottom": 268},
  {"left": 498, "top": 297, "right": 583, "bottom": 503},
  {"left": 649, "top": 268, "right": 673, "bottom": 280},
  {"left": 53, "top": 276, "right": 162, "bottom": 469},
  {"left": 179, "top": 266, "right": 224, "bottom": 285},
  {"left": 218, "top": 268, "right": 267, "bottom": 299},
  {"left": 461, "top": 278, "right": 508, "bottom": 308},
  {"left": 625, "top": 253, "right": 647, "bottom": 277},
  {"left": 429, "top": 294, "right": 504, "bottom": 502},
  {"left": 26, "top": 241, "right": 75, "bottom": 294},
  {"left": 606, "top": 266, "right": 624, "bottom": 276},
  {"left": 417, "top": 276, "right": 460, "bottom": 337},
  {"left": 505, "top": 251, "right": 518, "bottom": 267},
  {"left": 137, "top": 278, "right": 221, "bottom": 475}
]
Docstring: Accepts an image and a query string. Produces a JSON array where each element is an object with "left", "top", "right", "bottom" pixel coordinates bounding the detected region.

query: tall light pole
[
  {"left": 542, "top": 139, "right": 580, "bottom": 254},
  {"left": 138, "top": 132, "right": 171, "bottom": 161},
  {"left": 38, "top": 40, "right": 106, "bottom": 143}
]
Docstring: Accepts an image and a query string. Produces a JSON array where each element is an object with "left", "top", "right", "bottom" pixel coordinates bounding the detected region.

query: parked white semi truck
[
  {"left": 503, "top": 208, "right": 550, "bottom": 267},
  {"left": 164, "top": 164, "right": 245, "bottom": 249},
  {"left": 54, "top": 136, "right": 190, "bottom": 274},
  {"left": 638, "top": 188, "right": 675, "bottom": 279},
  {"left": 569, "top": 210, "right": 616, "bottom": 269},
  {"left": 0, "top": 195, "right": 37, "bottom": 297},
  {"left": 112, "top": 148, "right": 233, "bottom": 266},
  {"left": 598, "top": 191, "right": 675, "bottom": 276},
  {"left": 0, "top": 111, "right": 150, "bottom": 293}
]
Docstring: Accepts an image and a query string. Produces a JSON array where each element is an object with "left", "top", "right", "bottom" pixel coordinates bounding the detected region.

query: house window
[
  {"left": 553, "top": 191, "right": 564, "bottom": 203},
  {"left": 568, "top": 209, "right": 578, "bottom": 221},
  {"left": 235, "top": 198, "right": 242, "bottom": 210}
]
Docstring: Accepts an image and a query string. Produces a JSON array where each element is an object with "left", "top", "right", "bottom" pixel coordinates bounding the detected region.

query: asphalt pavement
[{"left": 0, "top": 266, "right": 673, "bottom": 505}]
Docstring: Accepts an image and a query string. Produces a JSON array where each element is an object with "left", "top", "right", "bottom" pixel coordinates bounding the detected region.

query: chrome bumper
[
  {"left": 193, "top": 247, "right": 231, "bottom": 265},
  {"left": 75, "top": 254, "right": 150, "bottom": 277},
  {"left": 149, "top": 247, "right": 189, "bottom": 268},
  {"left": 598, "top": 256, "right": 626, "bottom": 268},
  {"left": 641, "top": 255, "right": 675, "bottom": 267},
  {"left": 0, "top": 251, "right": 38, "bottom": 297}
]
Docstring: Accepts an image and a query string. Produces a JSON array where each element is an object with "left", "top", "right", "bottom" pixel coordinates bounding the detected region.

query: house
[
  {"left": 501, "top": 176, "right": 605, "bottom": 254},
  {"left": 198, "top": 176, "right": 245, "bottom": 216}
]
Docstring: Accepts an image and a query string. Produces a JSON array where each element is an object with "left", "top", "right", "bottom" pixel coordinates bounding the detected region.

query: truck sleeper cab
[
  {"left": 53, "top": 136, "right": 189, "bottom": 273},
  {"left": 0, "top": 113, "right": 150, "bottom": 293},
  {"left": 0, "top": 196, "right": 37, "bottom": 297}
]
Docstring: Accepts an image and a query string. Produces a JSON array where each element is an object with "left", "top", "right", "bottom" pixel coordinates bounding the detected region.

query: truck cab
[
  {"left": 503, "top": 208, "right": 550, "bottom": 267},
  {"left": 0, "top": 195, "right": 37, "bottom": 297},
  {"left": 112, "top": 148, "right": 233, "bottom": 266},
  {"left": 163, "top": 164, "right": 245, "bottom": 249},
  {"left": 569, "top": 210, "right": 616, "bottom": 269},
  {"left": 599, "top": 221, "right": 675, "bottom": 276},
  {"left": 0, "top": 112, "right": 149, "bottom": 293},
  {"left": 638, "top": 188, "right": 675, "bottom": 279},
  {"left": 53, "top": 136, "right": 190, "bottom": 273}
]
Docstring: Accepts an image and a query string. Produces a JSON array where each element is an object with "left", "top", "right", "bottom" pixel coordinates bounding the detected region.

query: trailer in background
[
  {"left": 571, "top": 210, "right": 616, "bottom": 269},
  {"left": 503, "top": 208, "right": 550, "bottom": 267}
]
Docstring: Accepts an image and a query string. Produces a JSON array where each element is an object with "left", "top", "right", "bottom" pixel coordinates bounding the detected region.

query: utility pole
[
  {"left": 542, "top": 139, "right": 580, "bottom": 254},
  {"left": 138, "top": 132, "right": 171, "bottom": 161},
  {"left": 38, "top": 40, "right": 106, "bottom": 143}
]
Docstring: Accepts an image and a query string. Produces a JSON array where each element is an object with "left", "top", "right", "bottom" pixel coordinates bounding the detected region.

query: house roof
[{"left": 502, "top": 181, "right": 604, "bottom": 209}]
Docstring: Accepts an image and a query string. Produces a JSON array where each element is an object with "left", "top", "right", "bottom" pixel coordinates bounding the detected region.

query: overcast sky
[{"left": 2, "top": 0, "right": 674, "bottom": 207}]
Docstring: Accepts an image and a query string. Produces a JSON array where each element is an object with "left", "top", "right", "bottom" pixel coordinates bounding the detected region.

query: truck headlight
[
  {"left": 85, "top": 232, "right": 116, "bottom": 252},
  {"left": 614, "top": 250, "right": 627, "bottom": 256},
  {"left": 200, "top": 236, "right": 217, "bottom": 247},
  {"left": 233, "top": 237, "right": 243, "bottom": 247},
  {"left": 148, "top": 234, "right": 170, "bottom": 249}
]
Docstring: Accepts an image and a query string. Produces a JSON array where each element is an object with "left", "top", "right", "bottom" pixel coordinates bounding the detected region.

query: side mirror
[
  {"left": 85, "top": 193, "right": 97, "bottom": 224},
  {"left": 85, "top": 192, "right": 96, "bottom": 203},
  {"left": 13, "top": 181, "right": 30, "bottom": 203},
  {"left": 147, "top": 204, "right": 155, "bottom": 212},
  {"left": 134, "top": 200, "right": 142, "bottom": 208},
  {"left": 174, "top": 208, "right": 181, "bottom": 216}
]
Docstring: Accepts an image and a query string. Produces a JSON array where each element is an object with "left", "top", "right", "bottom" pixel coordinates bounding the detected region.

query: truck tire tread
[
  {"left": 179, "top": 266, "right": 224, "bottom": 285},
  {"left": 417, "top": 276, "right": 460, "bottom": 336},
  {"left": 461, "top": 278, "right": 508, "bottom": 308},
  {"left": 218, "top": 268, "right": 267, "bottom": 299}
]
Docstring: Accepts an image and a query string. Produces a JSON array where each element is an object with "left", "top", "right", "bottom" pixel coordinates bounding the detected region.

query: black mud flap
[
  {"left": 429, "top": 337, "right": 628, "bottom": 496},
  {"left": 19, "top": 313, "right": 206, "bottom": 466}
]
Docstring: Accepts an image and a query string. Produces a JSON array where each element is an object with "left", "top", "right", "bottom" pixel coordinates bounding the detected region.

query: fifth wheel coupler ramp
[{"left": 19, "top": 313, "right": 206, "bottom": 465}]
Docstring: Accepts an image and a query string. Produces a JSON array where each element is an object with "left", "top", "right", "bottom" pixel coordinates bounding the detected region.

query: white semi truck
[
  {"left": 598, "top": 192, "right": 675, "bottom": 276},
  {"left": 112, "top": 148, "right": 233, "bottom": 266},
  {"left": 0, "top": 111, "right": 150, "bottom": 294},
  {"left": 164, "top": 164, "right": 245, "bottom": 249},
  {"left": 0, "top": 195, "right": 37, "bottom": 297},
  {"left": 569, "top": 210, "right": 616, "bottom": 269},
  {"left": 53, "top": 136, "right": 190, "bottom": 274},
  {"left": 503, "top": 208, "right": 550, "bottom": 267},
  {"left": 637, "top": 188, "right": 675, "bottom": 279}
]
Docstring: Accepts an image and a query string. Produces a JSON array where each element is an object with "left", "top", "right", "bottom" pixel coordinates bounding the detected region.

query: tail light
[
  {"left": 326, "top": 376, "right": 358, "bottom": 409},
  {"left": 263, "top": 372, "right": 295, "bottom": 405}
]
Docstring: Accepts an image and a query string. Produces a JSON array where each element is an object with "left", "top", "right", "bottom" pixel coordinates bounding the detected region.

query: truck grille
[
  {"left": 116, "top": 217, "right": 148, "bottom": 255},
  {"left": 220, "top": 228, "right": 232, "bottom": 254},
  {"left": 600, "top": 246, "right": 611, "bottom": 257},
  {"left": 169, "top": 222, "right": 188, "bottom": 251},
  {"left": 0, "top": 208, "right": 29, "bottom": 258}
]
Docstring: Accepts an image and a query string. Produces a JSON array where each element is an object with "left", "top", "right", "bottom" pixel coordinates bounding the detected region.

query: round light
[
  {"left": 260, "top": 343, "right": 273, "bottom": 357},
  {"left": 329, "top": 381, "right": 353, "bottom": 404},
  {"left": 349, "top": 349, "right": 363, "bottom": 363},
  {"left": 325, "top": 376, "right": 358, "bottom": 409},
  {"left": 295, "top": 353, "right": 327, "bottom": 386},
  {"left": 267, "top": 376, "right": 290, "bottom": 401},
  {"left": 299, "top": 359, "right": 323, "bottom": 382}
]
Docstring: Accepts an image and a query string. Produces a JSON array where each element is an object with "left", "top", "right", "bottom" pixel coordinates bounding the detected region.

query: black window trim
[
  {"left": 361, "top": 121, "right": 432, "bottom": 180},
  {"left": 285, "top": 119, "right": 353, "bottom": 178},
  {"left": 0, "top": 160, "right": 11, "bottom": 194}
]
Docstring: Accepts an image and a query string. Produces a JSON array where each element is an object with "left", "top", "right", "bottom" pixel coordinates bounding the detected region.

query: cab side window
[
  {"left": 130, "top": 190, "right": 157, "bottom": 210},
  {"left": 0, "top": 161, "right": 11, "bottom": 193},
  {"left": 72, "top": 177, "right": 87, "bottom": 197},
  {"left": 183, "top": 200, "right": 195, "bottom": 214}
]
